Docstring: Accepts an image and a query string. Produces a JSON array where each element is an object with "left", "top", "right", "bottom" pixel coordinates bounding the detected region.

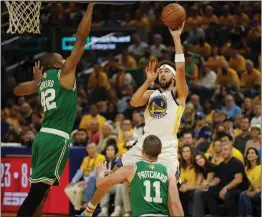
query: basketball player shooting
[
  {"left": 96, "top": 135, "right": 184, "bottom": 216},
  {"left": 83, "top": 22, "right": 188, "bottom": 216},
  {"left": 13, "top": 3, "right": 95, "bottom": 217}
]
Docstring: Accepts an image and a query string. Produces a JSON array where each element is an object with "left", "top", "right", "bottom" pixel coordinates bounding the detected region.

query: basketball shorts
[
  {"left": 29, "top": 128, "right": 70, "bottom": 186},
  {"left": 122, "top": 136, "right": 179, "bottom": 178}
]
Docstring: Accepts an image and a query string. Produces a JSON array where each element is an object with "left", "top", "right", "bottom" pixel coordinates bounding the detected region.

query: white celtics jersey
[{"left": 143, "top": 89, "right": 184, "bottom": 140}]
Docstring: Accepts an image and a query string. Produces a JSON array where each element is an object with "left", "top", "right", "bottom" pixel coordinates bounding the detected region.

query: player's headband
[{"left": 159, "top": 64, "right": 176, "bottom": 76}]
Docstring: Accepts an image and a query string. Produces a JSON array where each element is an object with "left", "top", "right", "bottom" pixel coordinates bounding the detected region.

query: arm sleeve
[{"left": 71, "top": 169, "right": 84, "bottom": 184}]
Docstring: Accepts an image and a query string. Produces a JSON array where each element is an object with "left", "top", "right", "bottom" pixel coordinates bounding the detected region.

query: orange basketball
[{"left": 161, "top": 3, "right": 186, "bottom": 30}]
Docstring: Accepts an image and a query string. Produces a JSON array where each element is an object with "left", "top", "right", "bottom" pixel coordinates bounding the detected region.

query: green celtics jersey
[
  {"left": 130, "top": 161, "right": 169, "bottom": 216},
  {"left": 38, "top": 69, "right": 77, "bottom": 134}
]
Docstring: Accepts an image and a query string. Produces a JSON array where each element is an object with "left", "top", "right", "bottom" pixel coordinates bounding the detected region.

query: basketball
[{"left": 161, "top": 3, "right": 186, "bottom": 30}]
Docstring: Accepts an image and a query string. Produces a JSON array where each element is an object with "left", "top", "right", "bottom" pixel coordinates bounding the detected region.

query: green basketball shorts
[{"left": 29, "top": 128, "right": 70, "bottom": 186}]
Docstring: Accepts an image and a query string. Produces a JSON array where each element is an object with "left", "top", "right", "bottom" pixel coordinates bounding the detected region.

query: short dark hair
[
  {"left": 78, "top": 128, "right": 87, "bottom": 133},
  {"left": 221, "top": 133, "right": 233, "bottom": 142},
  {"left": 183, "top": 130, "right": 194, "bottom": 138},
  {"left": 105, "top": 143, "right": 118, "bottom": 155},
  {"left": 143, "top": 135, "right": 162, "bottom": 159}
]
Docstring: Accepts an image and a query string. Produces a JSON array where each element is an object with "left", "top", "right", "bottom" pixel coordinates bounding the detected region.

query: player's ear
[{"left": 53, "top": 63, "right": 60, "bottom": 69}]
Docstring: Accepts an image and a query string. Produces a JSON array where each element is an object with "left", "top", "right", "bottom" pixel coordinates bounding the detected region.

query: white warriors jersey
[{"left": 143, "top": 89, "right": 185, "bottom": 143}]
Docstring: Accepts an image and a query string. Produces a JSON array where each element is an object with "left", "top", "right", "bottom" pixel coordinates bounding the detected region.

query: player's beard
[{"left": 159, "top": 78, "right": 173, "bottom": 90}]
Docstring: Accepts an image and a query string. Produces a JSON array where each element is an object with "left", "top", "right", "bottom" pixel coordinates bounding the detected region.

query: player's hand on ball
[
  {"left": 145, "top": 61, "right": 158, "bottom": 83},
  {"left": 169, "top": 21, "right": 185, "bottom": 38},
  {"left": 33, "top": 61, "right": 43, "bottom": 83}
]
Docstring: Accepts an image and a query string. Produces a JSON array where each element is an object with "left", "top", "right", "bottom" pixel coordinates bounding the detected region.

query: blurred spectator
[
  {"left": 192, "top": 153, "right": 215, "bottom": 217},
  {"left": 244, "top": 125, "right": 261, "bottom": 155},
  {"left": 88, "top": 64, "right": 110, "bottom": 90},
  {"left": 178, "top": 145, "right": 196, "bottom": 216},
  {"left": 181, "top": 131, "right": 195, "bottom": 149},
  {"left": 64, "top": 143, "right": 105, "bottom": 214},
  {"left": 228, "top": 49, "right": 246, "bottom": 74},
  {"left": 117, "top": 130, "right": 134, "bottom": 157},
  {"left": 190, "top": 94, "right": 203, "bottom": 113},
  {"left": 240, "top": 60, "right": 261, "bottom": 97},
  {"left": 20, "top": 103, "right": 33, "bottom": 123},
  {"left": 21, "top": 130, "right": 35, "bottom": 147},
  {"left": 198, "top": 62, "right": 217, "bottom": 89},
  {"left": 250, "top": 104, "right": 261, "bottom": 126},
  {"left": 222, "top": 94, "right": 241, "bottom": 119},
  {"left": 91, "top": 10, "right": 105, "bottom": 28},
  {"left": 234, "top": 116, "right": 251, "bottom": 155},
  {"left": 238, "top": 147, "right": 261, "bottom": 217},
  {"left": 219, "top": 4, "right": 235, "bottom": 26},
  {"left": 88, "top": 120, "right": 100, "bottom": 144},
  {"left": 117, "top": 84, "right": 134, "bottom": 114},
  {"left": 6, "top": 107, "right": 21, "bottom": 128},
  {"left": 112, "top": 66, "right": 134, "bottom": 95},
  {"left": 224, "top": 117, "right": 235, "bottom": 138},
  {"left": 30, "top": 112, "right": 42, "bottom": 132},
  {"left": 103, "top": 103, "right": 117, "bottom": 122},
  {"left": 73, "top": 129, "right": 88, "bottom": 146},
  {"left": 5, "top": 126, "right": 20, "bottom": 143},
  {"left": 234, "top": 6, "right": 250, "bottom": 26},
  {"left": 193, "top": 37, "right": 211, "bottom": 60},
  {"left": 212, "top": 86, "right": 230, "bottom": 108},
  {"left": 118, "top": 49, "right": 137, "bottom": 69},
  {"left": 182, "top": 103, "right": 196, "bottom": 131},
  {"left": 132, "top": 111, "right": 144, "bottom": 140},
  {"left": 215, "top": 61, "right": 240, "bottom": 90},
  {"left": 79, "top": 104, "right": 106, "bottom": 134},
  {"left": 185, "top": 53, "right": 199, "bottom": 86},
  {"left": 97, "top": 123, "right": 114, "bottom": 154},
  {"left": 194, "top": 112, "right": 212, "bottom": 152},
  {"left": 209, "top": 139, "right": 223, "bottom": 165},
  {"left": 186, "top": 6, "right": 203, "bottom": 30},
  {"left": 203, "top": 134, "right": 248, "bottom": 216},
  {"left": 201, "top": 5, "right": 218, "bottom": 29},
  {"left": 184, "top": 20, "right": 205, "bottom": 45},
  {"left": 242, "top": 98, "right": 255, "bottom": 120},
  {"left": 139, "top": 48, "right": 157, "bottom": 65},
  {"left": 97, "top": 144, "right": 121, "bottom": 217},
  {"left": 206, "top": 46, "right": 226, "bottom": 73},
  {"left": 128, "top": 34, "right": 149, "bottom": 59},
  {"left": 150, "top": 34, "right": 167, "bottom": 59},
  {"left": 129, "top": 10, "right": 150, "bottom": 32},
  {"left": 120, "top": 12, "right": 132, "bottom": 27}
]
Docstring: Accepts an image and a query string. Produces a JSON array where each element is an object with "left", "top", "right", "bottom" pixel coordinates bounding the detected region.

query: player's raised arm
[
  {"left": 168, "top": 172, "right": 184, "bottom": 216},
  {"left": 130, "top": 61, "right": 156, "bottom": 107},
  {"left": 14, "top": 61, "right": 43, "bottom": 96},
  {"left": 60, "top": 3, "right": 95, "bottom": 89},
  {"left": 169, "top": 22, "right": 189, "bottom": 99},
  {"left": 96, "top": 164, "right": 134, "bottom": 190}
]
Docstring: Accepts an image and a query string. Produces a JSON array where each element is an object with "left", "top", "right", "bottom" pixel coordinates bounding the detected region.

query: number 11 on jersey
[{"left": 143, "top": 180, "right": 163, "bottom": 203}]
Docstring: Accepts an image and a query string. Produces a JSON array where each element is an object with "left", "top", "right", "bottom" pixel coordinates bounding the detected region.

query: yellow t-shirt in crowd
[
  {"left": 216, "top": 68, "right": 240, "bottom": 89},
  {"left": 79, "top": 114, "right": 107, "bottom": 133},
  {"left": 207, "top": 56, "right": 226, "bottom": 72},
  {"left": 80, "top": 154, "right": 105, "bottom": 176},
  {"left": 219, "top": 15, "right": 235, "bottom": 26},
  {"left": 186, "top": 16, "right": 203, "bottom": 29},
  {"left": 207, "top": 145, "right": 244, "bottom": 164},
  {"left": 201, "top": 15, "right": 218, "bottom": 29},
  {"left": 88, "top": 72, "right": 110, "bottom": 90},
  {"left": 241, "top": 69, "right": 261, "bottom": 88},
  {"left": 129, "top": 18, "right": 150, "bottom": 32},
  {"left": 229, "top": 54, "right": 246, "bottom": 73},
  {"left": 179, "top": 165, "right": 196, "bottom": 185},
  {"left": 193, "top": 42, "right": 211, "bottom": 60},
  {"left": 6, "top": 117, "right": 20, "bottom": 128},
  {"left": 245, "top": 165, "right": 261, "bottom": 190},
  {"left": 235, "top": 13, "right": 249, "bottom": 26},
  {"left": 220, "top": 42, "right": 232, "bottom": 59},
  {"left": 118, "top": 55, "right": 137, "bottom": 69}
]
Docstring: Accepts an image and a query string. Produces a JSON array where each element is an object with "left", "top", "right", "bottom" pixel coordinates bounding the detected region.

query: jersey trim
[
  {"left": 40, "top": 127, "right": 69, "bottom": 139},
  {"left": 140, "top": 214, "right": 168, "bottom": 216},
  {"left": 171, "top": 90, "right": 179, "bottom": 106}
]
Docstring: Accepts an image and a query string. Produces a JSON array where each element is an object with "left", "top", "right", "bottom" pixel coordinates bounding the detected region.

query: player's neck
[{"left": 143, "top": 156, "right": 157, "bottom": 162}]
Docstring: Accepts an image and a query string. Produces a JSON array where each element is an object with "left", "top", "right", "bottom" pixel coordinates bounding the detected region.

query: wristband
[{"left": 175, "top": 54, "right": 185, "bottom": 63}]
